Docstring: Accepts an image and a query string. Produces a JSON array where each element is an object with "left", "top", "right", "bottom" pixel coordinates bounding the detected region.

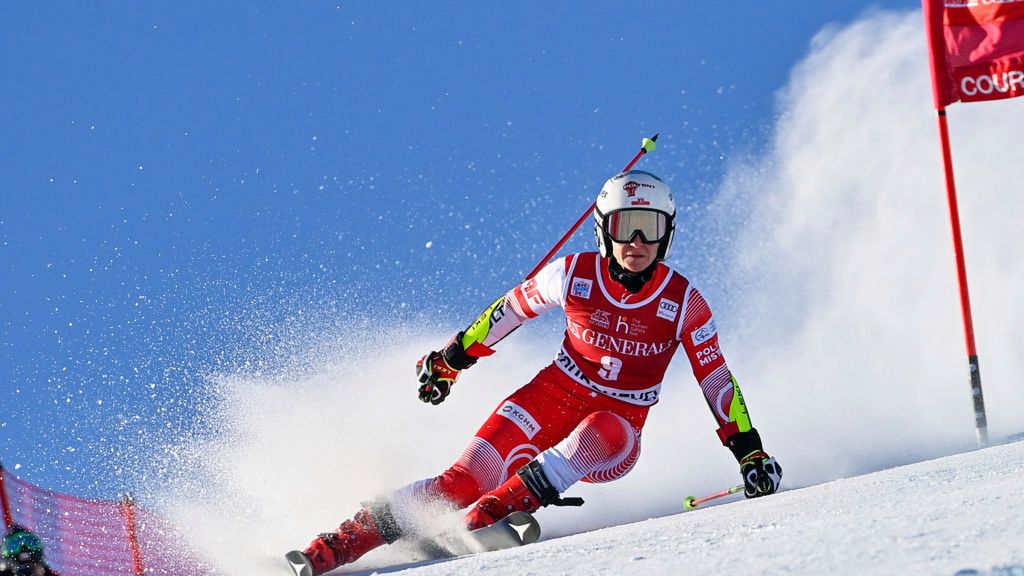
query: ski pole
[
  {"left": 683, "top": 484, "right": 743, "bottom": 511},
  {"left": 524, "top": 133, "right": 659, "bottom": 280}
]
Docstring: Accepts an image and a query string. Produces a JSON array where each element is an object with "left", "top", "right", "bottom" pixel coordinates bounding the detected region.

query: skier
[
  {"left": 287, "top": 170, "right": 782, "bottom": 575},
  {"left": 0, "top": 525, "right": 60, "bottom": 576}
]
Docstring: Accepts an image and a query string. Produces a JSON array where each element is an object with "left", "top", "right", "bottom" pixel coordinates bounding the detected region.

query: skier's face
[{"left": 612, "top": 236, "right": 657, "bottom": 272}]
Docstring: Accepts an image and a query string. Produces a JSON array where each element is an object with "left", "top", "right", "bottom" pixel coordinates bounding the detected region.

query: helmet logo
[
  {"left": 622, "top": 180, "right": 655, "bottom": 197},
  {"left": 631, "top": 198, "right": 651, "bottom": 206}
]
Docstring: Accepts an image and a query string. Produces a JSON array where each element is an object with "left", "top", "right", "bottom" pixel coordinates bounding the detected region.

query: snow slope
[{"left": 343, "top": 439, "right": 1024, "bottom": 576}]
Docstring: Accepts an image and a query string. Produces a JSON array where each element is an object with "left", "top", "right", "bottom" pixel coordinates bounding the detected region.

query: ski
[
  {"left": 284, "top": 512, "right": 540, "bottom": 575},
  {"left": 415, "top": 511, "right": 541, "bottom": 559},
  {"left": 465, "top": 511, "right": 541, "bottom": 552},
  {"left": 284, "top": 550, "right": 314, "bottom": 576}
]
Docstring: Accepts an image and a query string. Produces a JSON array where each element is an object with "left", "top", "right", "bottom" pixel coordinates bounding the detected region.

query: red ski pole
[
  {"left": 524, "top": 133, "right": 659, "bottom": 280},
  {"left": 683, "top": 484, "right": 743, "bottom": 511}
]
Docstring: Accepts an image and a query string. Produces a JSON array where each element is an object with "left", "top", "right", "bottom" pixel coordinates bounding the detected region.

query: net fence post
[
  {"left": 121, "top": 493, "right": 146, "bottom": 575},
  {"left": 0, "top": 463, "right": 13, "bottom": 530}
]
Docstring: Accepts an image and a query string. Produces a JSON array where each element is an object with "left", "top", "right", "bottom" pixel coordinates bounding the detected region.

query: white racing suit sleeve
[{"left": 458, "top": 257, "right": 569, "bottom": 355}]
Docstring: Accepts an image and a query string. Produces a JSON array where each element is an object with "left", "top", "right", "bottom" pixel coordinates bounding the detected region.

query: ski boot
[
  {"left": 464, "top": 460, "right": 583, "bottom": 530},
  {"left": 286, "top": 501, "right": 401, "bottom": 576}
]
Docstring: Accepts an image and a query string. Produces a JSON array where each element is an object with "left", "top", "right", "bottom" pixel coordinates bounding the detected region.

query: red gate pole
[
  {"left": 0, "top": 463, "right": 13, "bottom": 530},
  {"left": 121, "top": 493, "right": 145, "bottom": 576},
  {"left": 934, "top": 108, "right": 988, "bottom": 446}
]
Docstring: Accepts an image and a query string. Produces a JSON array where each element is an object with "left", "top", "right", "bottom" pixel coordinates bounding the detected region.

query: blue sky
[{"left": 1, "top": 2, "right": 922, "bottom": 498}]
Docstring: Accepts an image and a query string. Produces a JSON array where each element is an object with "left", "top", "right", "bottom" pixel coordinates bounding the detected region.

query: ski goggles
[
  {"left": 601, "top": 209, "right": 670, "bottom": 244},
  {"left": 1, "top": 531, "right": 43, "bottom": 560}
]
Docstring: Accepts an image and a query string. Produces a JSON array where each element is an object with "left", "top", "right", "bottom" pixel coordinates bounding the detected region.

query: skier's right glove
[
  {"left": 739, "top": 451, "right": 783, "bottom": 498},
  {"left": 416, "top": 350, "right": 461, "bottom": 405},
  {"left": 416, "top": 332, "right": 483, "bottom": 405}
]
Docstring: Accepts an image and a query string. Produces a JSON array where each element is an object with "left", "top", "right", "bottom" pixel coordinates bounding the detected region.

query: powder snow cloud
[{"left": 712, "top": 9, "right": 1024, "bottom": 481}]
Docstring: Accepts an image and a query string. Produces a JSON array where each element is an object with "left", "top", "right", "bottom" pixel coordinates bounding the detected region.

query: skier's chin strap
[{"left": 608, "top": 257, "right": 660, "bottom": 294}]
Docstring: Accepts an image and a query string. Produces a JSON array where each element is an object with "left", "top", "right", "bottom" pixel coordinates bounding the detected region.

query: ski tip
[
  {"left": 284, "top": 550, "right": 314, "bottom": 576},
  {"left": 466, "top": 511, "right": 542, "bottom": 551},
  {"left": 505, "top": 511, "right": 542, "bottom": 545}
]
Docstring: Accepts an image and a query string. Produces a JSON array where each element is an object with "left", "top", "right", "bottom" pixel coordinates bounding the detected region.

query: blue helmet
[{"left": 2, "top": 526, "right": 45, "bottom": 563}]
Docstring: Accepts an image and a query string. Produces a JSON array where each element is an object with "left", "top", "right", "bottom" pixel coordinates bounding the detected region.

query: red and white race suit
[{"left": 395, "top": 252, "right": 750, "bottom": 522}]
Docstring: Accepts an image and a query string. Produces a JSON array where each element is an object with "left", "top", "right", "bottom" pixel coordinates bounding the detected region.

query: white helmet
[{"left": 593, "top": 170, "right": 676, "bottom": 261}]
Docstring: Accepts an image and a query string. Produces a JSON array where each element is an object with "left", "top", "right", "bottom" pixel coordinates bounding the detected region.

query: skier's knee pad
[
  {"left": 578, "top": 412, "right": 640, "bottom": 484},
  {"left": 578, "top": 411, "right": 631, "bottom": 458},
  {"left": 535, "top": 411, "right": 639, "bottom": 492}
]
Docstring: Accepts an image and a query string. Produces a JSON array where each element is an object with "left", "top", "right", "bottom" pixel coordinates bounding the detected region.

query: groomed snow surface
[{"left": 337, "top": 438, "right": 1023, "bottom": 576}]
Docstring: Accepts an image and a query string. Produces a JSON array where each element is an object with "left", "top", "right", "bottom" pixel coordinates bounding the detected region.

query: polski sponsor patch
[{"left": 691, "top": 317, "right": 718, "bottom": 346}]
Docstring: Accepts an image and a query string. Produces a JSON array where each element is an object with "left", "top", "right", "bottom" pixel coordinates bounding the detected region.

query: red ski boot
[
  {"left": 287, "top": 502, "right": 401, "bottom": 576},
  {"left": 464, "top": 461, "right": 583, "bottom": 531}
]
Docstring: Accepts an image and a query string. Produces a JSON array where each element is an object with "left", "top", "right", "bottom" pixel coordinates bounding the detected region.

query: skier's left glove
[{"left": 739, "top": 451, "right": 783, "bottom": 498}]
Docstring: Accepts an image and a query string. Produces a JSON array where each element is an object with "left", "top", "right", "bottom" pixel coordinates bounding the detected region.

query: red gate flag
[{"left": 924, "top": 0, "right": 1024, "bottom": 107}]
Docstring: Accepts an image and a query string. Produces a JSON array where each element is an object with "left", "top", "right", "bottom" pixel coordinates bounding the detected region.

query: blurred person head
[{"left": 1, "top": 524, "right": 46, "bottom": 565}]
